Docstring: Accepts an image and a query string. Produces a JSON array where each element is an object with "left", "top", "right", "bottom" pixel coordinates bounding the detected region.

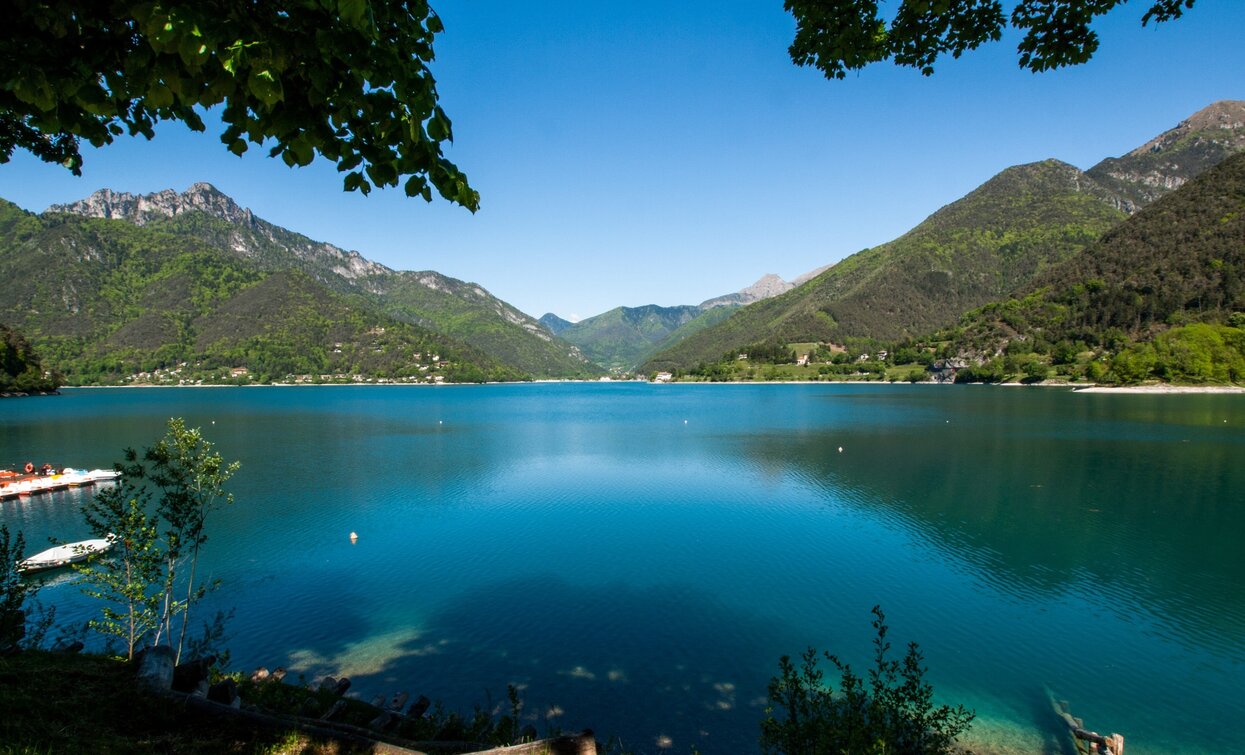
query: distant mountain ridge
[
  {"left": 943, "top": 150, "right": 1245, "bottom": 382},
  {"left": 641, "top": 101, "right": 1245, "bottom": 372},
  {"left": 538, "top": 313, "right": 574, "bottom": 335},
  {"left": 1086, "top": 100, "right": 1245, "bottom": 213},
  {"left": 548, "top": 304, "right": 728, "bottom": 371},
  {"left": 699, "top": 273, "right": 795, "bottom": 308},
  {"left": 0, "top": 198, "right": 522, "bottom": 384},
  {"left": 49, "top": 182, "right": 389, "bottom": 282},
  {"left": 643, "top": 159, "right": 1128, "bottom": 371},
  {"left": 48, "top": 183, "right": 596, "bottom": 378},
  {"left": 543, "top": 272, "right": 816, "bottom": 370}
]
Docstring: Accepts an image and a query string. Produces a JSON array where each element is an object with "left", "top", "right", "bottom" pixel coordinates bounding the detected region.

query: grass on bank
[
  {"left": 0, "top": 650, "right": 374, "bottom": 754},
  {"left": 0, "top": 649, "right": 540, "bottom": 755}
]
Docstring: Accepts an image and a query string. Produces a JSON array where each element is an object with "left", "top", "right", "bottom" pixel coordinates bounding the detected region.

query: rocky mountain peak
[
  {"left": 739, "top": 273, "right": 794, "bottom": 300},
  {"left": 49, "top": 183, "right": 255, "bottom": 227},
  {"left": 699, "top": 273, "right": 794, "bottom": 309},
  {"left": 1087, "top": 100, "right": 1245, "bottom": 213},
  {"left": 1126, "top": 100, "right": 1245, "bottom": 158}
]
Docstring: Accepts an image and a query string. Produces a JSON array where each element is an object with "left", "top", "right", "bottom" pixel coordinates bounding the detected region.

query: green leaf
[
  {"left": 147, "top": 84, "right": 174, "bottom": 109},
  {"left": 288, "top": 137, "right": 314, "bottom": 167},
  {"left": 338, "top": 0, "right": 370, "bottom": 31},
  {"left": 179, "top": 34, "right": 209, "bottom": 67},
  {"left": 247, "top": 70, "right": 284, "bottom": 106},
  {"left": 403, "top": 175, "right": 427, "bottom": 197},
  {"left": 426, "top": 109, "right": 451, "bottom": 141}
]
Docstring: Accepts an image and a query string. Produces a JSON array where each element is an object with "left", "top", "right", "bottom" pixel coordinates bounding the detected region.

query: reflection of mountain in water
[{"left": 729, "top": 389, "right": 1245, "bottom": 653}]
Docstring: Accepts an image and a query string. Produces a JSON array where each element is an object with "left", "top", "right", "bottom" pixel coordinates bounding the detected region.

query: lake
[{"left": 2, "top": 384, "right": 1243, "bottom": 754}]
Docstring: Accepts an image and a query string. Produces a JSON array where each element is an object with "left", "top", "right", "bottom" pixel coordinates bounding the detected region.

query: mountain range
[
  {"left": 542, "top": 272, "right": 819, "bottom": 371},
  {"left": 641, "top": 100, "right": 1245, "bottom": 372},
  {"left": 44, "top": 185, "right": 597, "bottom": 379},
  {"left": 1, "top": 100, "right": 1241, "bottom": 385},
  {"left": 943, "top": 150, "right": 1245, "bottom": 383}
]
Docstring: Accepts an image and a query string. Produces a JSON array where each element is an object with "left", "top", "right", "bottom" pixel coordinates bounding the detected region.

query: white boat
[
  {"left": 56, "top": 468, "right": 95, "bottom": 487},
  {"left": 17, "top": 538, "right": 113, "bottom": 573},
  {"left": 86, "top": 469, "right": 122, "bottom": 482},
  {"left": 0, "top": 466, "right": 121, "bottom": 501}
]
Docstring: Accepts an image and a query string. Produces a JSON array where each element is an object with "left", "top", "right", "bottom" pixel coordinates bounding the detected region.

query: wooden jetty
[{"left": 1047, "top": 687, "right": 1124, "bottom": 755}]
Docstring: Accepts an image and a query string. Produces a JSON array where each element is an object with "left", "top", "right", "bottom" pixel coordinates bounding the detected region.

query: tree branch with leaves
[
  {"left": 1, "top": 1, "right": 478, "bottom": 208},
  {"left": 785, "top": 0, "right": 1198, "bottom": 78}
]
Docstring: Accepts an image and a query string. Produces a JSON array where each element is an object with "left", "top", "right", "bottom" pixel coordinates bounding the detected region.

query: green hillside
[
  {"left": 377, "top": 272, "right": 599, "bottom": 377},
  {"left": 539, "top": 312, "right": 574, "bottom": 335},
  {"left": 556, "top": 304, "right": 737, "bottom": 371},
  {"left": 0, "top": 201, "right": 522, "bottom": 384},
  {"left": 643, "top": 160, "right": 1127, "bottom": 371},
  {"left": 944, "top": 151, "right": 1245, "bottom": 384},
  {"left": 49, "top": 185, "right": 598, "bottom": 379}
]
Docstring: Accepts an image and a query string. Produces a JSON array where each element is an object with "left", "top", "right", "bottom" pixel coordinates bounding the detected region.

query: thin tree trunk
[{"left": 175, "top": 544, "right": 201, "bottom": 664}]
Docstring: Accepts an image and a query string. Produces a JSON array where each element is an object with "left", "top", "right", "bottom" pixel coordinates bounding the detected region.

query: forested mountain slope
[
  {"left": 946, "top": 151, "right": 1245, "bottom": 381},
  {"left": 554, "top": 303, "right": 737, "bottom": 371},
  {"left": 643, "top": 160, "right": 1127, "bottom": 371},
  {"left": 0, "top": 200, "right": 522, "bottom": 384},
  {"left": 48, "top": 185, "right": 597, "bottom": 378}
]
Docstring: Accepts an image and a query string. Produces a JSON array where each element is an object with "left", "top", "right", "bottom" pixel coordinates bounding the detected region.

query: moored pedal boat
[{"left": 17, "top": 538, "right": 114, "bottom": 573}]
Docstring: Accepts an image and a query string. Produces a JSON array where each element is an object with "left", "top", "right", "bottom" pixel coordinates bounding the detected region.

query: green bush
[{"left": 760, "top": 606, "right": 973, "bottom": 755}]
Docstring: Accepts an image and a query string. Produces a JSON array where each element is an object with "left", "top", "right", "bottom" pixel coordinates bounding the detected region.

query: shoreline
[
  {"left": 58, "top": 380, "right": 1245, "bottom": 393},
  {"left": 1069, "top": 384, "right": 1245, "bottom": 394}
]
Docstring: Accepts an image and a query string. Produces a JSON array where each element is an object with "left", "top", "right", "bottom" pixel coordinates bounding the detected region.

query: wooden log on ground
[
  {"left": 470, "top": 730, "right": 599, "bottom": 755},
  {"left": 170, "top": 691, "right": 431, "bottom": 754},
  {"left": 387, "top": 691, "right": 409, "bottom": 711}
]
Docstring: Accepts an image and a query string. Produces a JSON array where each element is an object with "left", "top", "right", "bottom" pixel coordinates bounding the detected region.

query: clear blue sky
[{"left": 1, "top": 2, "right": 1243, "bottom": 322}]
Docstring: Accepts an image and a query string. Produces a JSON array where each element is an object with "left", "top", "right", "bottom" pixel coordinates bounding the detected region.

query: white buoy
[
  {"left": 438, "top": 420, "right": 443, "bottom": 425},
  {"left": 838, "top": 446, "right": 843, "bottom": 453},
  {"left": 349, "top": 531, "right": 358, "bottom": 543},
  {"left": 684, "top": 419, "right": 688, "bottom": 424}
]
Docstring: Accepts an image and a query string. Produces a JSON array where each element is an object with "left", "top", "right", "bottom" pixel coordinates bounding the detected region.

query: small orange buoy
[{"left": 349, "top": 531, "right": 358, "bottom": 543}]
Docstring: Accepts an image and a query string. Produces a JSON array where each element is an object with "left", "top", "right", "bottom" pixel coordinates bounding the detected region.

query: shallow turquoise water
[{"left": 2, "top": 384, "right": 1243, "bottom": 753}]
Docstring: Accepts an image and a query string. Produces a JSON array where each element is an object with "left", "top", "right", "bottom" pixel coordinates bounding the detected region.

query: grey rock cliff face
[
  {"left": 700, "top": 273, "right": 794, "bottom": 308},
  {"left": 1086, "top": 100, "right": 1245, "bottom": 213},
  {"left": 50, "top": 182, "right": 255, "bottom": 227},
  {"left": 50, "top": 183, "right": 392, "bottom": 282}
]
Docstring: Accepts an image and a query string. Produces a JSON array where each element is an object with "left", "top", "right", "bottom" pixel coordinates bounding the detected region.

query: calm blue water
[{"left": 3, "top": 384, "right": 1244, "bottom": 754}]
